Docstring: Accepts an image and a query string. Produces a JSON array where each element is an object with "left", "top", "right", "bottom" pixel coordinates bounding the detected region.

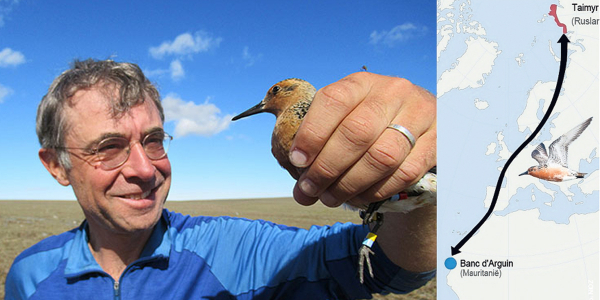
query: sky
[{"left": 0, "top": 0, "right": 436, "bottom": 201}]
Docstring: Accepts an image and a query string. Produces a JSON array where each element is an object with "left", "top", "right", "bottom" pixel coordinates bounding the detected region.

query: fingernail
[
  {"left": 290, "top": 148, "right": 308, "bottom": 167},
  {"left": 299, "top": 178, "right": 318, "bottom": 197}
]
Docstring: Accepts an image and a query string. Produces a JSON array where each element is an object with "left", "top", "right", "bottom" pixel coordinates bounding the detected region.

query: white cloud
[
  {"left": 242, "top": 46, "right": 261, "bottom": 67},
  {"left": 169, "top": 59, "right": 185, "bottom": 81},
  {"left": 162, "top": 93, "right": 233, "bottom": 137},
  {"left": 369, "top": 23, "right": 428, "bottom": 47},
  {"left": 0, "top": 83, "right": 13, "bottom": 103},
  {"left": 0, "top": 0, "right": 21, "bottom": 28},
  {"left": 144, "top": 59, "right": 186, "bottom": 81},
  {"left": 0, "top": 48, "right": 25, "bottom": 67},
  {"left": 149, "top": 31, "right": 222, "bottom": 59},
  {"left": 144, "top": 67, "right": 168, "bottom": 78}
]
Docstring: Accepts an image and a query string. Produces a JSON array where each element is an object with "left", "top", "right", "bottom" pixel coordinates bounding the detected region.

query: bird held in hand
[
  {"left": 232, "top": 78, "right": 437, "bottom": 283},
  {"left": 232, "top": 78, "right": 436, "bottom": 212}
]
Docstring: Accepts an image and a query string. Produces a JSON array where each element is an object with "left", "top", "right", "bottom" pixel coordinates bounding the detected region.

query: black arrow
[{"left": 451, "top": 34, "right": 570, "bottom": 256}]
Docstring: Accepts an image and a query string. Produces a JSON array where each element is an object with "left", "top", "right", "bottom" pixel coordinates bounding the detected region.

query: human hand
[{"left": 289, "top": 72, "right": 436, "bottom": 207}]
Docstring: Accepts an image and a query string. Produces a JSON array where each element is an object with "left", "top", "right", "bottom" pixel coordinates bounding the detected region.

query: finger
[
  {"left": 297, "top": 82, "right": 405, "bottom": 202},
  {"left": 301, "top": 80, "right": 433, "bottom": 207},
  {"left": 319, "top": 98, "right": 435, "bottom": 207},
  {"left": 292, "top": 184, "right": 319, "bottom": 206},
  {"left": 294, "top": 74, "right": 411, "bottom": 192},
  {"left": 288, "top": 72, "right": 373, "bottom": 169},
  {"left": 352, "top": 122, "right": 437, "bottom": 207},
  {"left": 291, "top": 73, "right": 375, "bottom": 207}
]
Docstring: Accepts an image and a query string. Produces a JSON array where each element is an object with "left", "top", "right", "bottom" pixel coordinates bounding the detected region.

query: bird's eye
[{"left": 272, "top": 85, "right": 280, "bottom": 94}]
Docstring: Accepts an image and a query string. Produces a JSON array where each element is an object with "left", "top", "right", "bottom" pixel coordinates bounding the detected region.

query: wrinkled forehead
[
  {"left": 68, "top": 82, "right": 151, "bottom": 118},
  {"left": 64, "top": 86, "right": 162, "bottom": 132}
]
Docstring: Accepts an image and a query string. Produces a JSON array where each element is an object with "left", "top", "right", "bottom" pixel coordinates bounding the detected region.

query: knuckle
[
  {"left": 411, "top": 88, "right": 436, "bottom": 116},
  {"left": 338, "top": 116, "right": 377, "bottom": 148},
  {"left": 369, "top": 181, "right": 397, "bottom": 201},
  {"left": 395, "top": 159, "right": 423, "bottom": 186},
  {"left": 296, "top": 119, "right": 328, "bottom": 147},
  {"left": 340, "top": 73, "right": 368, "bottom": 88},
  {"left": 372, "top": 185, "right": 405, "bottom": 201},
  {"left": 389, "top": 76, "right": 413, "bottom": 92},
  {"left": 331, "top": 179, "right": 359, "bottom": 201},
  {"left": 363, "top": 97, "right": 389, "bottom": 120},
  {"left": 413, "top": 130, "right": 437, "bottom": 167},
  {"left": 365, "top": 141, "right": 403, "bottom": 173},
  {"left": 369, "top": 160, "right": 423, "bottom": 201},
  {"left": 390, "top": 77, "right": 435, "bottom": 107},
  {"left": 372, "top": 189, "right": 389, "bottom": 201},
  {"left": 418, "top": 96, "right": 437, "bottom": 115},
  {"left": 318, "top": 83, "right": 354, "bottom": 112},
  {"left": 310, "top": 157, "right": 340, "bottom": 183},
  {"left": 416, "top": 84, "right": 437, "bottom": 102}
]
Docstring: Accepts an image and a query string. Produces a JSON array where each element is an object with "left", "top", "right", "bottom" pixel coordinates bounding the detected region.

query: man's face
[{"left": 60, "top": 87, "right": 171, "bottom": 236}]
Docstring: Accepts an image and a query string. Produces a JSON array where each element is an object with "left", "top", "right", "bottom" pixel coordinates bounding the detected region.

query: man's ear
[{"left": 39, "top": 148, "right": 71, "bottom": 186}]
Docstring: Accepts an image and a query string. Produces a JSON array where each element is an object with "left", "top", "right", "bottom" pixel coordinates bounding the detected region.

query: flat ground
[{"left": 0, "top": 198, "right": 435, "bottom": 299}]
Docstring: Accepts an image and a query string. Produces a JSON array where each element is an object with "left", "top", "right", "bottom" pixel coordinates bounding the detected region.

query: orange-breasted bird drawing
[{"left": 520, "top": 117, "right": 593, "bottom": 182}]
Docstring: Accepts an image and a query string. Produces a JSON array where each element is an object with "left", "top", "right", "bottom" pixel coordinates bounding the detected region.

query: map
[{"left": 437, "top": 0, "right": 599, "bottom": 299}]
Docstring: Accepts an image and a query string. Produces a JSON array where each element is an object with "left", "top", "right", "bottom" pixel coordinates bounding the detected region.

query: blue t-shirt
[{"left": 5, "top": 209, "right": 435, "bottom": 299}]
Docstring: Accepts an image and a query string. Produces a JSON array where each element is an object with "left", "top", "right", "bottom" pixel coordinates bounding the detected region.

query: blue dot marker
[{"left": 445, "top": 257, "right": 457, "bottom": 270}]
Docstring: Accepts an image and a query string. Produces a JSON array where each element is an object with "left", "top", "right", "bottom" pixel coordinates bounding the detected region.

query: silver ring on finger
[{"left": 386, "top": 124, "right": 416, "bottom": 148}]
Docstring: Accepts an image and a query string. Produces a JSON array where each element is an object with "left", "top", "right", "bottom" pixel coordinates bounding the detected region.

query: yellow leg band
[{"left": 362, "top": 232, "right": 378, "bottom": 248}]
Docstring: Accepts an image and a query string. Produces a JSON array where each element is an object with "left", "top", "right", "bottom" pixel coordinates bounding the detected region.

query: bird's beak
[
  {"left": 519, "top": 171, "right": 528, "bottom": 176},
  {"left": 232, "top": 101, "right": 266, "bottom": 121}
]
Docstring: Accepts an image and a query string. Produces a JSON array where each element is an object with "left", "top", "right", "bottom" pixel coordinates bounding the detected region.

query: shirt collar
[{"left": 64, "top": 210, "right": 173, "bottom": 278}]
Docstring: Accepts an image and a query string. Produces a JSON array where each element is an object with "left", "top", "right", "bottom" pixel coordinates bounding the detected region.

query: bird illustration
[
  {"left": 232, "top": 78, "right": 437, "bottom": 283},
  {"left": 520, "top": 117, "right": 593, "bottom": 182}
]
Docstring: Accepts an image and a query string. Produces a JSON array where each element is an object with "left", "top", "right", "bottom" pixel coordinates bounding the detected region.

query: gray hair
[{"left": 36, "top": 59, "right": 164, "bottom": 169}]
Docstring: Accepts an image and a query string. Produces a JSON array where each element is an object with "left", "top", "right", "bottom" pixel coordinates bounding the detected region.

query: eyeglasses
[{"left": 57, "top": 131, "right": 173, "bottom": 170}]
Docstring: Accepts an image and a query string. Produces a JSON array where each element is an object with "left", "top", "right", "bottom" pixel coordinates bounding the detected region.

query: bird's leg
[
  {"left": 359, "top": 200, "right": 386, "bottom": 225},
  {"left": 357, "top": 200, "right": 387, "bottom": 284},
  {"left": 357, "top": 168, "right": 437, "bottom": 283}
]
